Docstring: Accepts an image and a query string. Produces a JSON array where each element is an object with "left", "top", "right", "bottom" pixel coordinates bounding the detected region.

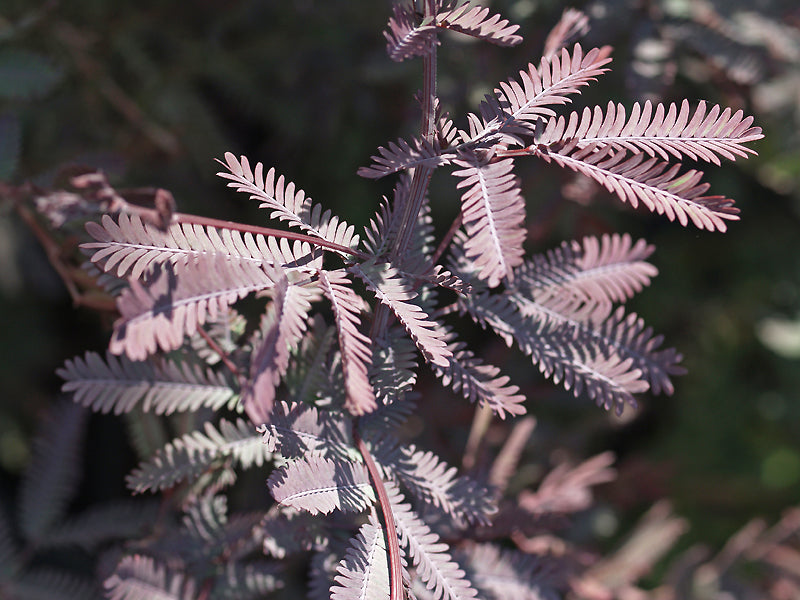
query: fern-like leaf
[
  {"left": 357, "top": 135, "right": 456, "bottom": 180},
  {"left": 18, "top": 402, "right": 87, "bottom": 544},
  {"left": 536, "top": 142, "right": 739, "bottom": 231},
  {"left": 267, "top": 455, "right": 375, "bottom": 515},
  {"left": 432, "top": 333, "right": 526, "bottom": 418},
  {"left": 258, "top": 401, "right": 358, "bottom": 462},
  {"left": 473, "top": 43, "right": 613, "bottom": 143},
  {"left": 386, "top": 481, "right": 479, "bottom": 600},
  {"left": 352, "top": 260, "right": 451, "bottom": 368},
  {"left": 435, "top": 1, "right": 522, "bottom": 47},
  {"left": 105, "top": 555, "right": 196, "bottom": 600},
  {"left": 217, "top": 153, "right": 359, "bottom": 252},
  {"left": 41, "top": 501, "right": 158, "bottom": 551},
  {"left": 330, "top": 520, "right": 390, "bottom": 600},
  {"left": 318, "top": 269, "right": 377, "bottom": 415},
  {"left": 463, "top": 292, "right": 649, "bottom": 413},
  {"left": 241, "top": 275, "right": 318, "bottom": 424},
  {"left": 543, "top": 8, "right": 590, "bottom": 58},
  {"left": 83, "top": 213, "right": 321, "bottom": 280},
  {"left": 537, "top": 100, "right": 763, "bottom": 165},
  {"left": 384, "top": 3, "right": 438, "bottom": 62},
  {"left": 452, "top": 156, "right": 526, "bottom": 287},
  {"left": 58, "top": 351, "right": 237, "bottom": 415},
  {"left": 212, "top": 561, "right": 284, "bottom": 598},
  {"left": 514, "top": 233, "right": 657, "bottom": 318},
  {"left": 126, "top": 419, "right": 268, "bottom": 493},
  {"left": 391, "top": 444, "right": 497, "bottom": 527},
  {"left": 459, "top": 543, "right": 559, "bottom": 600},
  {"left": 110, "top": 257, "right": 277, "bottom": 360}
]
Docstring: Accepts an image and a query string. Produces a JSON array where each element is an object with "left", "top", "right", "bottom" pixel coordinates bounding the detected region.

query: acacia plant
[{"left": 40, "top": 2, "right": 764, "bottom": 598}]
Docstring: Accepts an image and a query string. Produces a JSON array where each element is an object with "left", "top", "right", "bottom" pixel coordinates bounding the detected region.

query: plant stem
[
  {"left": 354, "top": 426, "right": 404, "bottom": 600},
  {"left": 373, "top": 0, "right": 439, "bottom": 340}
]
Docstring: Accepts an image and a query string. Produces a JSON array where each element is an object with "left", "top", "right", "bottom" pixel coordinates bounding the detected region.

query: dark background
[{"left": 1, "top": 0, "right": 799, "bottom": 581}]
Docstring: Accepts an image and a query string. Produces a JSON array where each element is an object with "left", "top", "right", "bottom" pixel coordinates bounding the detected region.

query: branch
[{"left": 354, "top": 426, "right": 404, "bottom": 600}]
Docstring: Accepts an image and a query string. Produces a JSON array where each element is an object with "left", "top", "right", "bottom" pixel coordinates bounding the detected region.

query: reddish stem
[{"left": 354, "top": 426, "right": 404, "bottom": 600}]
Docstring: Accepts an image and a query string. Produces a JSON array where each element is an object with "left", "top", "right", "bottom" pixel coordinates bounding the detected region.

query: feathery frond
[
  {"left": 384, "top": 3, "right": 438, "bottom": 62},
  {"left": 126, "top": 419, "right": 268, "bottom": 493},
  {"left": 318, "top": 269, "right": 377, "bottom": 415},
  {"left": 514, "top": 233, "right": 657, "bottom": 318},
  {"left": 42, "top": 501, "right": 158, "bottom": 551},
  {"left": 83, "top": 213, "right": 321, "bottom": 281},
  {"left": 392, "top": 444, "right": 497, "bottom": 527},
  {"left": 352, "top": 260, "right": 451, "bottom": 368},
  {"left": 537, "top": 100, "right": 763, "bottom": 165},
  {"left": 543, "top": 8, "right": 590, "bottom": 58},
  {"left": 357, "top": 135, "right": 456, "bottom": 180},
  {"left": 433, "top": 334, "right": 527, "bottom": 418},
  {"left": 110, "top": 257, "right": 277, "bottom": 360},
  {"left": 59, "top": 351, "right": 237, "bottom": 416},
  {"left": 217, "top": 153, "right": 360, "bottom": 252},
  {"left": 267, "top": 455, "right": 375, "bottom": 516},
  {"left": 435, "top": 1, "right": 522, "bottom": 47},
  {"left": 472, "top": 44, "right": 613, "bottom": 143},
  {"left": 452, "top": 155, "right": 526, "bottom": 287},
  {"left": 536, "top": 142, "right": 740, "bottom": 231},
  {"left": 258, "top": 401, "right": 358, "bottom": 462},
  {"left": 18, "top": 402, "right": 87, "bottom": 544},
  {"left": 387, "top": 481, "right": 479, "bottom": 600},
  {"left": 241, "top": 275, "right": 319, "bottom": 424},
  {"left": 105, "top": 554, "right": 197, "bottom": 600},
  {"left": 331, "top": 520, "right": 390, "bottom": 600},
  {"left": 462, "top": 292, "right": 649, "bottom": 413},
  {"left": 459, "top": 543, "right": 559, "bottom": 600}
]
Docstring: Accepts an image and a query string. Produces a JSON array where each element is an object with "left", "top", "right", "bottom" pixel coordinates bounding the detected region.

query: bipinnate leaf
[
  {"left": 535, "top": 143, "right": 739, "bottom": 231},
  {"left": 105, "top": 554, "right": 196, "bottom": 600},
  {"left": 452, "top": 155, "right": 526, "bottom": 288},
  {"left": 241, "top": 275, "right": 318, "bottom": 424},
  {"left": 110, "top": 257, "right": 276, "bottom": 360},
  {"left": 433, "top": 328, "right": 526, "bottom": 418},
  {"left": 543, "top": 8, "right": 590, "bottom": 58},
  {"left": 127, "top": 419, "right": 268, "bottom": 493},
  {"left": 267, "top": 455, "right": 375, "bottom": 515},
  {"left": 351, "top": 260, "right": 451, "bottom": 368},
  {"left": 472, "top": 43, "right": 613, "bottom": 143},
  {"left": 330, "top": 520, "right": 390, "bottom": 600},
  {"left": 386, "top": 481, "right": 479, "bottom": 600},
  {"left": 435, "top": 1, "right": 522, "bottom": 47},
  {"left": 41, "top": 501, "right": 158, "bottom": 551},
  {"left": 212, "top": 561, "right": 284, "bottom": 598},
  {"left": 258, "top": 401, "right": 358, "bottom": 462},
  {"left": 217, "top": 153, "right": 359, "bottom": 252},
  {"left": 357, "top": 134, "right": 455, "bottom": 180},
  {"left": 384, "top": 3, "right": 438, "bottom": 62},
  {"left": 19, "top": 402, "right": 87, "bottom": 544},
  {"left": 317, "top": 269, "right": 377, "bottom": 415},
  {"left": 514, "top": 233, "right": 657, "bottom": 319},
  {"left": 537, "top": 100, "right": 763, "bottom": 165},
  {"left": 392, "top": 445, "right": 497, "bottom": 527},
  {"left": 459, "top": 543, "right": 558, "bottom": 600},
  {"left": 84, "top": 213, "right": 320, "bottom": 281},
  {"left": 519, "top": 452, "right": 616, "bottom": 515},
  {"left": 7, "top": 568, "right": 96, "bottom": 600},
  {"left": 58, "top": 351, "right": 237, "bottom": 416},
  {"left": 463, "top": 292, "right": 649, "bottom": 414}
]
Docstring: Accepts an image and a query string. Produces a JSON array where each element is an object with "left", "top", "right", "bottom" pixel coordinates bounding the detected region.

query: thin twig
[{"left": 354, "top": 425, "right": 404, "bottom": 600}]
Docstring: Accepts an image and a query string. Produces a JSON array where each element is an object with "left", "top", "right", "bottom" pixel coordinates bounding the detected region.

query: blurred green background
[{"left": 1, "top": 0, "right": 799, "bottom": 571}]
